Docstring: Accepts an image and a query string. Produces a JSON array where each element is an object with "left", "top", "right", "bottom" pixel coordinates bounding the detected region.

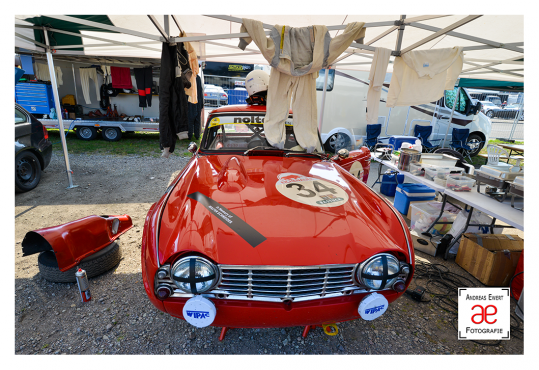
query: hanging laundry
[
  {"left": 79, "top": 67, "right": 101, "bottom": 104},
  {"left": 180, "top": 31, "right": 200, "bottom": 104},
  {"left": 187, "top": 75, "right": 204, "bottom": 140},
  {"left": 238, "top": 18, "right": 365, "bottom": 153},
  {"left": 159, "top": 42, "right": 189, "bottom": 157},
  {"left": 366, "top": 47, "right": 391, "bottom": 125},
  {"left": 386, "top": 46, "right": 464, "bottom": 107},
  {"left": 134, "top": 67, "right": 153, "bottom": 108},
  {"left": 110, "top": 66, "right": 133, "bottom": 89},
  {"left": 34, "top": 63, "right": 63, "bottom": 85},
  {"left": 101, "top": 65, "right": 111, "bottom": 83}
]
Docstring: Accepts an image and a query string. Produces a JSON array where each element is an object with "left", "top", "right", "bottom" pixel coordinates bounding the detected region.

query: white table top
[{"left": 371, "top": 154, "right": 524, "bottom": 231}]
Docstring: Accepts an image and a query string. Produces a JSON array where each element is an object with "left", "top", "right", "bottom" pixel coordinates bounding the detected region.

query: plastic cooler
[
  {"left": 446, "top": 175, "right": 475, "bottom": 192},
  {"left": 380, "top": 172, "right": 405, "bottom": 197},
  {"left": 410, "top": 201, "right": 460, "bottom": 236},
  {"left": 388, "top": 136, "right": 418, "bottom": 151},
  {"left": 394, "top": 184, "right": 436, "bottom": 215}
]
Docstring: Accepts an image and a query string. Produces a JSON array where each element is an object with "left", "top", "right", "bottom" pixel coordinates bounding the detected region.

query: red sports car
[{"left": 142, "top": 105, "right": 414, "bottom": 334}]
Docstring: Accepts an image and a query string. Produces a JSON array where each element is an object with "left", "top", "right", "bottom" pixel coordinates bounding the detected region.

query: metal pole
[
  {"left": 385, "top": 108, "right": 392, "bottom": 136},
  {"left": 442, "top": 87, "right": 461, "bottom": 148},
  {"left": 509, "top": 100, "right": 524, "bottom": 140},
  {"left": 318, "top": 67, "right": 330, "bottom": 133},
  {"left": 71, "top": 63, "right": 79, "bottom": 107},
  {"left": 43, "top": 27, "right": 78, "bottom": 189},
  {"left": 403, "top": 106, "right": 410, "bottom": 135}
]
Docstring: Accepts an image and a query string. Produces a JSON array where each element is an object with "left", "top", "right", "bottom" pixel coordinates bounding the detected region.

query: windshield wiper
[{"left": 243, "top": 146, "right": 283, "bottom": 156}]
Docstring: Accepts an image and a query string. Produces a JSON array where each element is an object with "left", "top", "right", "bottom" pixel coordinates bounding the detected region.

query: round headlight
[
  {"left": 358, "top": 254, "right": 400, "bottom": 290},
  {"left": 171, "top": 256, "right": 218, "bottom": 294}
]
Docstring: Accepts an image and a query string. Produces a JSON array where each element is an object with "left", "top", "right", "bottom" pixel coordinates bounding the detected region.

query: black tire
[
  {"left": 15, "top": 151, "right": 42, "bottom": 193},
  {"left": 466, "top": 133, "right": 484, "bottom": 157},
  {"left": 101, "top": 127, "right": 122, "bottom": 142},
  {"left": 324, "top": 133, "right": 350, "bottom": 153},
  {"left": 486, "top": 110, "right": 494, "bottom": 118},
  {"left": 37, "top": 241, "right": 122, "bottom": 283},
  {"left": 76, "top": 126, "right": 98, "bottom": 141}
]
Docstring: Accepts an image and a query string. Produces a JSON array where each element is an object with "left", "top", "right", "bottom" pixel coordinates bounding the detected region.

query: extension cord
[{"left": 405, "top": 286, "right": 426, "bottom": 302}]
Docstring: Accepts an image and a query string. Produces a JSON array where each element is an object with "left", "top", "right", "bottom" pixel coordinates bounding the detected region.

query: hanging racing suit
[
  {"left": 159, "top": 42, "right": 190, "bottom": 156},
  {"left": 238, "top": 18, "right": 365, "bottom": 152},
  {"left": 386, "top": 46, "right": 464, "bottom": 107}
]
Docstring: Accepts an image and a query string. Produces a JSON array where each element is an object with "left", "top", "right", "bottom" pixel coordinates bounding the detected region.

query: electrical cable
[{"left": 409, "top": 260, "right": 523, "bottom": 346}]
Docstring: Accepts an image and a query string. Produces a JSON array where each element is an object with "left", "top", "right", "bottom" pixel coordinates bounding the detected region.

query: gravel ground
[{"left": 14, "top": 152, "right": 524, "bottom": 355}]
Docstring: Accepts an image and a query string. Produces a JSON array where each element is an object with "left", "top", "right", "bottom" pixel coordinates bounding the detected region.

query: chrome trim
[
  {"left": 366, "top": 186, "right": 413, "bottom": 263},
  {"left": 154, "top": 164, "right": 192, "bottom": 268}
]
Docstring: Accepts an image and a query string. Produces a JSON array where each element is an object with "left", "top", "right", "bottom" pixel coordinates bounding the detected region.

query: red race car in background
[{"left": 142, "top": 104, "right": 414, "bottom": 335}]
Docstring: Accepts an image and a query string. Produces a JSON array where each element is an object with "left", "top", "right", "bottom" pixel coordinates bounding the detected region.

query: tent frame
[{"left": 15, "top": 14, "right": 524, "bottom": 189}]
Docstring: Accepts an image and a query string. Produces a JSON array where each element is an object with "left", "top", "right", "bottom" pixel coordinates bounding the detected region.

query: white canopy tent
[{"left": 15, "top": 14, "right": 524, "bottom": 188}]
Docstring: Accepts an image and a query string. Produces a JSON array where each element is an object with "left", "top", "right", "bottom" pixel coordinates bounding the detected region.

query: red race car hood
[{"left": 158, "top": 155, "right": 409, "bottom": 266}]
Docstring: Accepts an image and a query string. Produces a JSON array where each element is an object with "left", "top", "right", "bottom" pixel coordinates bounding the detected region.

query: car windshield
[
  {"left": 201, "top": 118, "right": 323, "bottom": 154},
  {"left": 481, "top": 102, "right": 495, "bottom": 106}
]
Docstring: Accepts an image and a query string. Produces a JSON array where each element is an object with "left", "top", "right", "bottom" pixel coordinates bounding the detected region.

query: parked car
[
  {"left": 481, "top": 101, "right": 524, "bottom": 120},
  {"left": 479, "top": 100, "right": 498, "bottom": 116},
  {"left": 141, "top": 104, "right": 414, "bottom": 331},
  {"left": 15, "top": 103, "right": 52, "bottom": 192},
  {"left": 204, "top": 84, "right": 228, "bottom": 106}
]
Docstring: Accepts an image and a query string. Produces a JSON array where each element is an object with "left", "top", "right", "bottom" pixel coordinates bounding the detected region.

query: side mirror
[
  {"left": 188, "top": 142, "right": 198, "bottom": 154},
  {"left": 337, "top": 148, "right": 349, "bottom": 159},
  {"left": 473, "top": 102, "right": 481, "bottom": 115}
]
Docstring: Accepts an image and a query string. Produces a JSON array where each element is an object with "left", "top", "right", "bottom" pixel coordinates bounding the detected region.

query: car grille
[{"left": 215, "top": 264, "right": 357, "bottom": 300}]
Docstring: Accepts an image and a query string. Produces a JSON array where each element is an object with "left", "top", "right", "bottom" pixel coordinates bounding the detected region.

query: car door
[{"left": 15, "top": 106, "right": 31, "bottom": 139}]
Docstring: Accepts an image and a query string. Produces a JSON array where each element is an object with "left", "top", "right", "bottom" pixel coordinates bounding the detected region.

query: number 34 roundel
[{"left": 275, "top": 173, "right": 349, "bottom": 208}]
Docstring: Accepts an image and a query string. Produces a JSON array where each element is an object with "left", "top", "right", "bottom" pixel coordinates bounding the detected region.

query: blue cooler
[
  {"left": 380, "top": 172, "right": 405, "bottom": 197},
  {"left": 394, "top": 184, "right": 436, "bottom": 215},
  {"left": 388, "top": 136, "right": 418, "bottom": 150}
]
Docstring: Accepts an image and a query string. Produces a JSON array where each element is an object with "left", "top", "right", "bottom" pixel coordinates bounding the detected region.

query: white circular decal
[
  {"left": 358, "top": 292, "right": 389, "bottom": 321},
  {"left": 182, "top": 296, "right": 216, "bottom": 328},
  {"left": 275, "top": 173, "right": 349, "bottom": 207}
]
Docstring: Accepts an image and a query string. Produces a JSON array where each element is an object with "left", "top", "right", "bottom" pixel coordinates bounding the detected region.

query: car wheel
[
  {"left": 101, "top": 127, "right": 122, "bottom": 142},
  {"left": 466, "top": 134, "right": 484, "bottom": 157},
  {"left": 76, "top": 126, "right": 98, "bottom": 141},
  {"left": 15, "top": 151, "right": 42, "bottom": 193},
  {"left": 324, "top": 133, "right": 351, "bottom": 153},
  {"left": 486, "top": 110, "right": 494, "bottom": 118},
  {"left": 37, "top": 241, "right": 122, "bottom": 283}
]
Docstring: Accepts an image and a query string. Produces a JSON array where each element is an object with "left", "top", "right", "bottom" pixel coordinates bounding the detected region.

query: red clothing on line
[{"left": 110, "top": 66, "right": 133, "bottom": 89}]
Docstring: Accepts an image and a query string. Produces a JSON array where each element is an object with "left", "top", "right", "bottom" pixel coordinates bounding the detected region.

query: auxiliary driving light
[{"left": 156, "top": 285, "right": 172, "bottom": 300}]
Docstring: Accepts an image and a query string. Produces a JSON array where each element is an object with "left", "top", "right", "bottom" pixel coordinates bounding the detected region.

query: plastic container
[
  {"left": 424, "top": 167, "right": 439, "bottom": 181},
  {"left": 420, "top": 153, "right": 458, "bottom": 167},
  {"left": 410, "top": 202, "right": 460, "bottom": 236},
  {"left": 434, "top": 177, "right": 447, "bottom": 187},
  {"left": 446, "top": 175, "right": 475, "bottom": 192},
  {"left": 380, "top": 172, "right": 405, "bottom": 197},
  {"left": 388, "top": 136, "right": 418, "bottom": 152},
  {"left": 394, "top": 184, "right": 436, "bottom": 215},
  {"left": 409, "top": 163, "right": 437, "bottom": 177},
  {"left": 436, "top": 167, "right": 464, "bottom": 179}
]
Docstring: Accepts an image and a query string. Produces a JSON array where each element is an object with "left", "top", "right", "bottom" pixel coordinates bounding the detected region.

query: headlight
[
  {"left": 171, "top": 256, "right": 218, "bottom": 294},
  {"left": 357, "top": 254, "right": 400, "bottom": 290}
]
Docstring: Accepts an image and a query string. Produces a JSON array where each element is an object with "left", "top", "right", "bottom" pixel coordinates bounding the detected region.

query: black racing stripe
[
  {"left": 190, "top": 258, "right": 198, "bottom": 294},
  {"left": 187, "top": 192, "right": 267, "bottom": 248}
]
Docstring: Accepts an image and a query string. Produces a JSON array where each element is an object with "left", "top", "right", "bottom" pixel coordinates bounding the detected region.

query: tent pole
[
  {"left": 71, "top": 64, "right": 79, "bottom": 107},
  {"left": 318, "top": 67, "right": 330, "bottom": 135},
  {"left": 442, "top": 87, "right": 460, "bottom": 148},
  {"left": 43, "top": 27, "right": 78, "bottom": 189}
]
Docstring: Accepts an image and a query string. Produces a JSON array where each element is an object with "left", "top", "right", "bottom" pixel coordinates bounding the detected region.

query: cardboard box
[
  {"left": 410, "top": 231, "right": 438, "bottom": 256},
  {"left": 455, "top": 233, "right": 523, "bottom": 286},
  {"left": 69, "top": 112, "right": 76, "bottom": 119}
]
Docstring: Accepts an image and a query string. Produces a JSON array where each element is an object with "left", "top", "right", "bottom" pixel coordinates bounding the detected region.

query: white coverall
[
  {"left": 386, "top": 46, "right": 464, "bottom": 107},
  {"left": 239, "top": 19, "right": 365, "bottom": 153},
  {"left": 79, "top": 67, "right": 101, "bottom": 104},
  {"left": 366, "top": 47, "right": 392, "bottom": 125}
]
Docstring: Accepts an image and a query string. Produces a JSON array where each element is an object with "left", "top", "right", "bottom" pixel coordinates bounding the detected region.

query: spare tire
[{"left": 37, "top": 241, "right": 122, "bottom": 283}]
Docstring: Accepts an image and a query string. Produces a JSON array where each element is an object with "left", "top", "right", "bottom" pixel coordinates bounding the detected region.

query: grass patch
[
  {"left": 41, "top": 343, "right": 49, "bottom": 349},
  {"left": 48, "top": 130, "right": 201, "bottom": 158}
]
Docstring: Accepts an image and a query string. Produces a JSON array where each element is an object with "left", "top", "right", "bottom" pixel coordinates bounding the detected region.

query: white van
[{"left": 316, "top": 69, "right": 491, "bottom": 155}]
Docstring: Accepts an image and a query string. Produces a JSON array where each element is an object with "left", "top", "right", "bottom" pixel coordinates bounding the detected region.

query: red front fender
[{"left": 22, "top": 215, "right": 133, "bottom": 271}]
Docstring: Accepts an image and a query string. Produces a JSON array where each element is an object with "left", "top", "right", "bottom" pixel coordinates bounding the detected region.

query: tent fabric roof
[
  {"left": 457, "top": 78, "right": 524, "bottom": 92},
  {"left": 15, "top": 15, "right": 523, "bottom": 84}
]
